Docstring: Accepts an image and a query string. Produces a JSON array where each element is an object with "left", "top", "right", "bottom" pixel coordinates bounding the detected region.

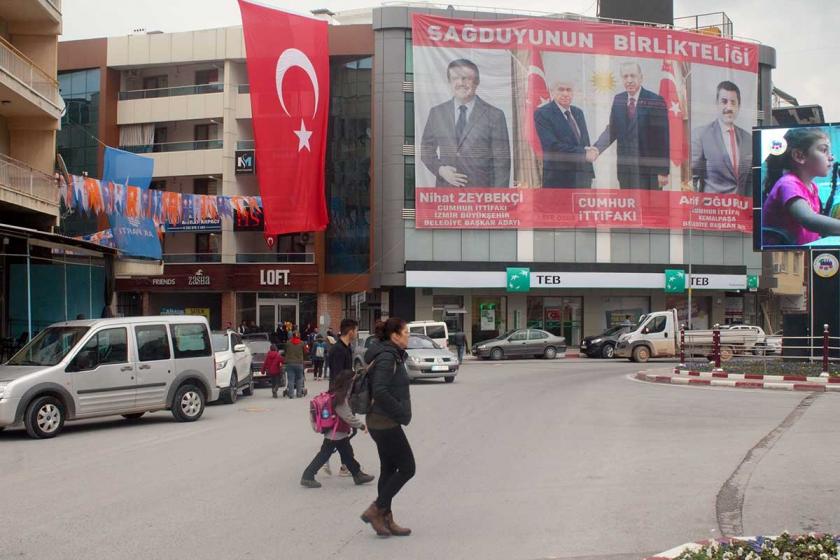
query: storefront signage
[
  {"left": 235, "top": 150, "right": 255, "bottom": 174},
  {"left": 260, "top": 269, "right": 290, "bottom": 286},
  {"left": 813, "top": 253, "right": 839, "bottom": 278},
  {"left": 408, "top": 270, "right": 747, "bottom": 290},
  {"left": 152, "top": 278, "right": 176, "bottom": 286},
  {"left": 188, "top": 269, "right": 211, "bottom": 286}
]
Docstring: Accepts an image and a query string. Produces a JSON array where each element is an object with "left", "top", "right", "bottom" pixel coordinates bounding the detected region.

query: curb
[
  {"left": 635, "top": 371, "right": 840, "bottom": 392},
  {"left": 672, "top": 368, "right": 840, "bottom": 384}
]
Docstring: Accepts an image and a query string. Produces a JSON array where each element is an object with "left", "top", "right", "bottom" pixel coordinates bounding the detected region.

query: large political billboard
[
  {"left": 754, "top": 124, "right": 840, "bottom": 250},
  {"left": 412, "top": 15, "right": 758, "bottom": 231}
]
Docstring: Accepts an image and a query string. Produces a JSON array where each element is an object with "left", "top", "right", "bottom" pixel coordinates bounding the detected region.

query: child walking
[
  {"left": 300, "top": 369, "right": 375, "bottom": 488},
  {"left": 762, "top": 127, "right": 839, "bottom": 245}
]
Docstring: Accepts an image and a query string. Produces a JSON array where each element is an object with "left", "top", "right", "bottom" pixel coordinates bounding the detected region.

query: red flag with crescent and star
[
  {"left": 659, "top": 60, "right": 686, "bottom": 166},
  {"left": 526, "top": 50, "right": 550, "bottom": 159},
  {"left": 238, "top": 0, "right": 329, "bottom": 241}
]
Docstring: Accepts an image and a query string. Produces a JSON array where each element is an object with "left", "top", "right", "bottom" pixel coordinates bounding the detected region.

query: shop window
[
  {"left": 195, "top": 69, "right": 219, "bottom": 85},
  {"left": 527, "top": 296, "right": 583, "bottom": 347},
  {"left": 472, "top": 297, "right": 506, "bottom": 343}
]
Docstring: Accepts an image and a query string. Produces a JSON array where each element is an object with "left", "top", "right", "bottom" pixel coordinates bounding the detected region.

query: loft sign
[{"left": 260, "top": 269, "right": 290, "bottom": 286}]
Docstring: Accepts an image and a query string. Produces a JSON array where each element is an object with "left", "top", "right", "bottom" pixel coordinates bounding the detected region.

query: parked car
[
  {"left": 580, "top": 325, "right": 633, "bottom": 359},
  {"left": 211, "top": 330, "right": 253, "bottom": 404},
  {"left": 241, "top": 332, "right": 270, "bottom": 342},
  {"left": 352, "top": 334, "right": 458, "bottom": 383},
  {"left": 725, "top": 324, "right": 782, "bottom": 355},
  {"left": 472, "top": 329, "right": 567, "bottom": 360},
  {"left": 244, "top": 339, "right": 273, "bottom": 386},
  {"left": 0, "top": 316, "right": 218, "bottom": 439}
]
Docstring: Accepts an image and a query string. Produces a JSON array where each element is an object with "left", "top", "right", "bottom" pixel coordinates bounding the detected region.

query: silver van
[{"left": 0, "top": 316, "right": 219, "bottom": 439}]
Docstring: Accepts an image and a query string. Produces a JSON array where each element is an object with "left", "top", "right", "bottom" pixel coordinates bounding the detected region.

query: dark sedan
[
  {"left": 472, "top": 329, "right": 566, "bottom": 360},
  {"left": 244, "top": 339, "right": 273, "bottom": 386},
  {"left": 580, "top": 325, "right": 632, "bottom": 359}
]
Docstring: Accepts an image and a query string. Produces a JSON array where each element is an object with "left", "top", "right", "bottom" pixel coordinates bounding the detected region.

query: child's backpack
[
  {"left": 315, "top": 343, "right": 326, "bottom": 359},
  {"left": 309, "top": 392, "right": 337, "bottom": 433}
]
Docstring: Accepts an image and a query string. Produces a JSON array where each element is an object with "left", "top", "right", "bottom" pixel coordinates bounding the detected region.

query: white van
[
  {"left": 0, "top": 316, "right": 219, "bottom": 439},
  {"left": 407, "top": 321, "right": 449, "bottom": 349}
]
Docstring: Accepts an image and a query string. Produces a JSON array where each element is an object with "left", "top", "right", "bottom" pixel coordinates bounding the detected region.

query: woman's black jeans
[{"left": 369, "top": 426, "right": 415, "bottom": 512}]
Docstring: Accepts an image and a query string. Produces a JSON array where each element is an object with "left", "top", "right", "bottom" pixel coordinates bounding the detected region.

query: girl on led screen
[{"left": 762, "top": 127, "right": 838, "bottom": 246}]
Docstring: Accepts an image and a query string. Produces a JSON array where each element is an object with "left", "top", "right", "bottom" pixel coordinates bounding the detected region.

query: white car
[
  {"left": 211, "top": 330, "right": 254, "bottom": 404},
  {"left": 726, "top": 325, "right": 782, "bottom": 355}
]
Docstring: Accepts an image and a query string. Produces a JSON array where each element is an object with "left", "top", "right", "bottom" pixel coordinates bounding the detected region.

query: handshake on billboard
[{"left": 584, "top": 146, "right": 600, "bottom": 163}]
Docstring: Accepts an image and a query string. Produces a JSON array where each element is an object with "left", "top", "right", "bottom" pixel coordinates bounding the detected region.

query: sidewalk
[{"left": 635, "top": 367, "right": 840, "bottom": 392}]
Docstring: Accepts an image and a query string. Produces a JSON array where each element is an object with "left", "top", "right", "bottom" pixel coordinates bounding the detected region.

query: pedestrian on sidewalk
[
  {"left": 450, "top": 330, "right": 468, "bottom": 363},
  {"left": 284, "top": 332, "right": 307, "bottom": 399},
  {"left": 300, "top": 369, "right": 375, "bottom": 489},
  {"left": 360, "top": 317, "right": 415, "bottom": 538},
  {"left": 262, "top": 344, "right": 285, "bottom": 398},
  {"left": 311, "top": 335, "right": 327, "bottom": 380}
]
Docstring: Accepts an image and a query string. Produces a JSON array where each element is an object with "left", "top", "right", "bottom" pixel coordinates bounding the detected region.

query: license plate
[{"left": 431, "top": 365, "right": 448, "bottom": 372}]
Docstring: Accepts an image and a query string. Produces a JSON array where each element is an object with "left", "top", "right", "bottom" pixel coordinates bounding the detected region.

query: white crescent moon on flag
[{"left": 275, "top": 48, "right": 319, "bottom": 118}]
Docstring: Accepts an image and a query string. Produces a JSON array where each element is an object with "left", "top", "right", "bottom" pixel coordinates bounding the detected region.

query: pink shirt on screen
[{"left": 762, "top": 172, "right": 821, "bottom": 245}]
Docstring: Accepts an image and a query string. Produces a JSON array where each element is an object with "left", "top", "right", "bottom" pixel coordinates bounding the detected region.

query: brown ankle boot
[
  {"left": 385, "top": 511, "right": 412, "bottom": 536},
  {"left": 360, "top": 502, "right": 391, "bottom": 537}
]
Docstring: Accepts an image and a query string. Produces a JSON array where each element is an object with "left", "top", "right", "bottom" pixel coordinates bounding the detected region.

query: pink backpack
[{"left": 309, "top": 392, "right": 337, "bottom": 433}]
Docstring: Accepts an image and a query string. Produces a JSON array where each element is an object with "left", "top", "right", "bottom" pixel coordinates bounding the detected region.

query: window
[
  {"left": 135, "top": 325, "right": 171, "bottom": 362},
  {"left": 143, "top": 75, "right": 168, "bottom": 90},
  {"left": 509, "top": 331, "right": 528, "bottom": 341},
  {"left": 195, "top": 69, "right": 219, "bottom": 85},
  {"left": 794, "top": 252, "right": 801, "bottom": 274},
  {"left": 58, "top": 68, "right": 102, "bottom": 177},
  {"left": 426, "top": 325, "right": 446, "bottom": 339},
  {"left": 193, "top": 178, "right": 210, "bottom": 195},
  {"left": 409, "top": 326, "right": 425, "bottom": 335},
  {"left": 528, "top": 330, "right": 549, "bottom": 340},
  {"left": 69, "top": 328, "right": 128, "bottom": 371},
  {"left": 646, "top": 316, "right": 667, "bottom": 334},
  {"left": 170, "top": 324, "right": 212, "bottom": 358}
]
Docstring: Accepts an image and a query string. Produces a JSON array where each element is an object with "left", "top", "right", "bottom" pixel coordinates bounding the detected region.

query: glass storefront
[
  {"left": 602, "top": 296, "right": 651, "bottom": 330},
  {"left": 666, "top": 295, "right": 712, "bottom": 329},
  {"left": 526, "top": 297, "right": 583, "bottom": 347},
  {"left": 57, "top": 68, "right": 101, "bottom": 177},
  {"left": 148, "top": 293, "right": 222, "bottom": 330},
  {"left": 236, "top": 292, "right": 317, "bottom": 333},
  {"left": 471, "top": 296, "right": 507, "bottom": 343},
  {"left": 433, "top": 295, "right": 465, "bottom": 334}
]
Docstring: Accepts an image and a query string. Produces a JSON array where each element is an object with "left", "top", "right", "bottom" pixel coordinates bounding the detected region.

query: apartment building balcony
[
  {"left": 163, "top": 253, "right": 223, "bottom": 264},
  {"left": 0, "top": 35, "right": 61, "bottom": 122},
  {"left": 118, "top": 139, "right": 223, "bottom": 177},
  {"left": 117, "top": 83, "right": 224, "bottom": 125},
  {"left": 0, "top": 0, "right": 61, "bottom": 35},
  {"left": 0, "top": 152, "right": 59, "bottom": 217}
]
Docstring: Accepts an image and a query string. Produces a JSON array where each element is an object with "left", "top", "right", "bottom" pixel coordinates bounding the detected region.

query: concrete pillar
[
  {"left": 141, "top": 292, "right": 152, "bottom": 315},
  {"left": 317, "top": 293, "right": 344, "bottom": 332},
  {"left": 221, "top": 291, "right": 236, "bottom": 329}
]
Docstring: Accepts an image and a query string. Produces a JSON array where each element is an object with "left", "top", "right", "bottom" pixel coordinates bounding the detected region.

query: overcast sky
[{"left": 61, "top": 0, "right": 840, "bottom": 120}]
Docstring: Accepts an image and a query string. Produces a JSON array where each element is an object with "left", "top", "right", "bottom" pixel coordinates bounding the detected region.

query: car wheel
[
  {"left": 543, "top": 346, "right": 557, "bottom": 359},
  {"left": 632, "top": 346, "right": 650, "bottom": 363},
  {"left": 24, "top": 396, "right": 65, "bottom": 439},
  {"left": 601, "top": 344, "right": 615, "bottom": 359},
  {"left": 122, "top": 413, "right": 145, "bottom": 421},
  {"left": 490, "top": 347, "right": 504, "bottom": 360},
  {"left": 172, "top": 384, "right": 205, "bottom": 422},
  {"left": 221, "top": 372, "right": 238, "bottom": 404},
  {"left": 243, "top": 377, "right": 254, "bottom": 397}
]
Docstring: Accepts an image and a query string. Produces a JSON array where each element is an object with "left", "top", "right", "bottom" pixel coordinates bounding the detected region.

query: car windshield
[
  {"left": 245, "top": 340, "right": 271, "bottom": 354},
  {"left": 407, "top": 335, "right": 441, "bottom": 350},
  {"left": 7, "top": 326, "right": 90, "bottom": 366},
  {"left": 603, "top": 325, "right": 630, "bottom": 336},
  {"left": 210, "top": 333, "right": 230, "bottom": 352}
]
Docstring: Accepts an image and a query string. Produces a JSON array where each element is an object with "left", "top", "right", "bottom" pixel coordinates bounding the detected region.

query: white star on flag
[
  {"left": 294, "top": 120, "right": 313, "bottom": 151},
  {"left": 669, "top": 101, "right": 681, "bottom": 116}
]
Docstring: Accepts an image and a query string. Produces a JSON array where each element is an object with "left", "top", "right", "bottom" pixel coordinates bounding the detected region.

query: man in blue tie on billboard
[
  {"left": 534, "top": 80, "right": 594, "bottom": 188},
  {"left": 420, "top": 58, "right": 511, "bottom": 188}
]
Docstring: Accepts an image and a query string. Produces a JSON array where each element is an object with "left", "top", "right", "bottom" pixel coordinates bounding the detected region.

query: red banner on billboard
[
  {"left": 415, "top": 188, "right": 752, "bottom": 231},
  {"left": 238, "top": 1, "right": 329, "bottom": 237}
]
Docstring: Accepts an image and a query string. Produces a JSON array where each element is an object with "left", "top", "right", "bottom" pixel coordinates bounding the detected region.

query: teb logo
[{"left": 506, "top": 267, "right": 530, "bottom": 292}]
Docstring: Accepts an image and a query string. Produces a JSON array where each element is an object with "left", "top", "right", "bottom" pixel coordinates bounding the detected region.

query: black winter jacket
[{"left": 364, "top": 340, "right": 412, "bottom": 426}]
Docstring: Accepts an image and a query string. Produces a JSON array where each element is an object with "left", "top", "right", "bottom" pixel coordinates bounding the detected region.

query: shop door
[
  {"left": 543, "top": 298, "right": 583, "bottom": 348},
  {"left": 258, "top": 298, "right": 298, "bottom": 331}
]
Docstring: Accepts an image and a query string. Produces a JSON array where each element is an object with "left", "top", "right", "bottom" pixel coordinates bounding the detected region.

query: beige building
[{"left": 0, "top": 0, "right": 63, "bottom": 229}]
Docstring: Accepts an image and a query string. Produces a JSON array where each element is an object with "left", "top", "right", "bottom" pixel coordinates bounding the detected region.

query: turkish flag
[
  {"left": 659, "top": 60, "right": 686, "bottom": 166},
  {"left": 238, "top": 1, "right": 329, "bottom": 237},
  {"left": 525, "top": 50, "right": 550, "bottom": 158}
]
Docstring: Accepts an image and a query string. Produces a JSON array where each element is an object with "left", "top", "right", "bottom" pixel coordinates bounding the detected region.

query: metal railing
[
  {"left": 236, "top": 253, "right": 314, "bottom": 263},
  {"left": 119, "top": 139, "right": 223, "bottom": 154},
  {"left": 119, "top": 82, "right": 224, "bottom": 100},
  {"left": 0, "top": 153, "right": 58, "bottom": 205},
  {"left": 0, "top": 35, "right": 60, "bottom": 108},
  {"left": 163, "top": 253, "right": 222, "bottom": 264},
  {"left": 236, "top": 140, "right": 255, "bottom": 150}
]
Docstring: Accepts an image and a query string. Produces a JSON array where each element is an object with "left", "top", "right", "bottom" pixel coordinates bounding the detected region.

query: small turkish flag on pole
[
  {"left": 238, "top": 0, "right": 330, "bottom": 238},
  {"left": 659, "top": 60, "right": 686, "bottom": 166}
]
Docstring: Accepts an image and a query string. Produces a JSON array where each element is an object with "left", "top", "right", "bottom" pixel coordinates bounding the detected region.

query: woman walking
[
  {"left": 360, "top": 317, "right": 414, "bottom": 538},
  {"left": 300, "top": 369, "right": 375, "bottom": 488},
  {"left": 261, "top": 344, "right": 285, "bottom": 398}
]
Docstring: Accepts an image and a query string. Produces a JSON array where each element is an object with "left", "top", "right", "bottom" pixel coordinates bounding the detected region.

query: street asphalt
[{"left": 0, "top": 357, "right": 837, "bottom": 560}]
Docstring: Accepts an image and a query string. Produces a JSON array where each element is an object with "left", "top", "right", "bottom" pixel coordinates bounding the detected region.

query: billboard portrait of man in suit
[
  {"left": 691, "top": 80, "right": 752, "bottom": 196},
  {"left": 534, "top": 80, "right": 594, "bottom": 188},
  {"left": 420, "top": 58, "right": 511, "bottom": 188},
  {"left": 590, "top": 61, "right": 670, "bottom": 190}
]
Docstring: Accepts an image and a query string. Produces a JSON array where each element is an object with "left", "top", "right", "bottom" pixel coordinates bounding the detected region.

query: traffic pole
[
  {"left": 822, "top": 324, "right": 829, "bottom": 377},
  {"left": 678, "top": 324, "right": 686, "bottom": 371},
  {"left": 713, "top": 323, "right": 722, "bottom": 371}
]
